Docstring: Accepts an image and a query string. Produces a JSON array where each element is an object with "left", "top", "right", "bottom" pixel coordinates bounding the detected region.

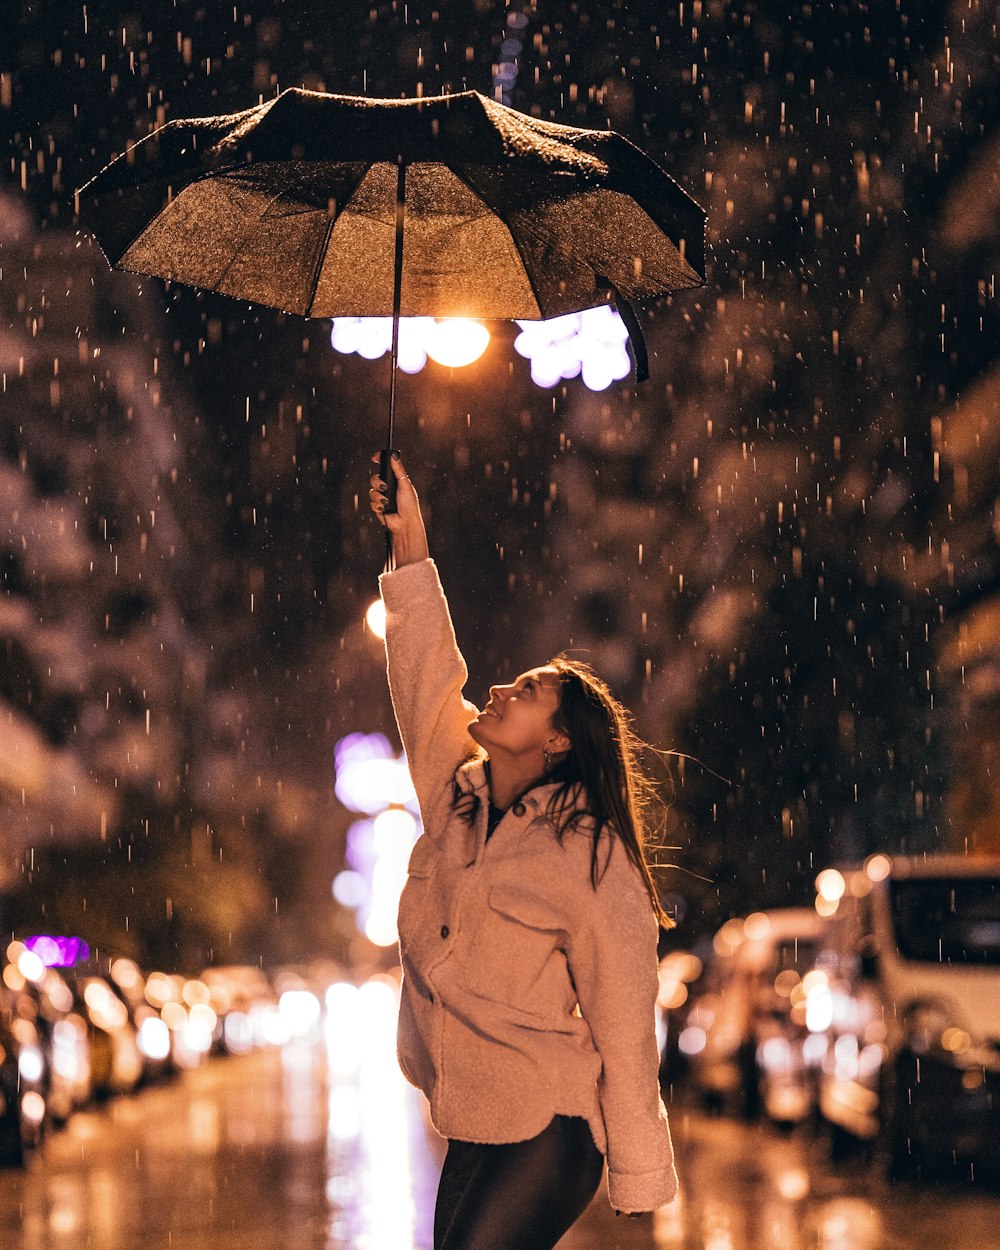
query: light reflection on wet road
[{"left": 2, "top": 980, "right": 999, "bottom": 1250}]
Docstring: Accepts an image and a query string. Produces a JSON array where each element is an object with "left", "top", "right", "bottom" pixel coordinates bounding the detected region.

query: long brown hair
[{"left": 544, "top": 656, "right": 674, "bottom": 929}]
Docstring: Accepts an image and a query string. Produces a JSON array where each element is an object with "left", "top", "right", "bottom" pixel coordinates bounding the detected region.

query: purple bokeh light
[{"left": 23, "top": 934, "right": 90, "bottom": 967}]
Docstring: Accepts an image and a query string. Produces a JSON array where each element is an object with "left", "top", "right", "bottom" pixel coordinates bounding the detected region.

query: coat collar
[{"left": 455, "top": 755, "right": 583, "bottom": 817}]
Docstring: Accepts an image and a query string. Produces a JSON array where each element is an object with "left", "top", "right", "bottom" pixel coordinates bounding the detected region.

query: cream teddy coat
[{"left": 381, "top": 558, "right": 678, "bottom": 1213}]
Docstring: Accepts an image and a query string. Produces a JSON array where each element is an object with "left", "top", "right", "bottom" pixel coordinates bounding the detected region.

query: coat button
[
  {"left": 440, "top": 925, "right": 450, "bottom": 939},
  {"left": 512, "top": 801, "right": 526, "bottom": 817}
]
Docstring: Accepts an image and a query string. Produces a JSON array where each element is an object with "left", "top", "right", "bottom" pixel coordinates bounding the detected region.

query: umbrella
[{"left": 77, "top": 88, "right": 706, "bottom": 548}]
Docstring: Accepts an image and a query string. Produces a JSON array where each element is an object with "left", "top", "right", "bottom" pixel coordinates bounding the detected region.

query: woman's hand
[{"left": 369, "top": 451, "right": 429, "bottom": 568}]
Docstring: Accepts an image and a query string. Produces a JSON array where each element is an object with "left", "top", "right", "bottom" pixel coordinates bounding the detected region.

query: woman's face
[{"left": 469, "top": 666, "right": 568, "bottom": 761}]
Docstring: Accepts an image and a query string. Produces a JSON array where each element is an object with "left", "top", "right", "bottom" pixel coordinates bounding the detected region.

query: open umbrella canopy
[{"left": 77, "top": 88, "right": 706, "bottom": 324}]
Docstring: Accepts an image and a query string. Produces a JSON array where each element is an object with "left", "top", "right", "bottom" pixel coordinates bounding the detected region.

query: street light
[{"left": 424, "top": 318, "right": 491, "bottom": 368}]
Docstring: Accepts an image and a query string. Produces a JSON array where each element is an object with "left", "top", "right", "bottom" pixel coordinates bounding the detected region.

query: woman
[{"left": 369, "top": 452, "right": 678, "bottom": 1250}]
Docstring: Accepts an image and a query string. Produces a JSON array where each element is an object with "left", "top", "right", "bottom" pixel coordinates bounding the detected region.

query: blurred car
[
  {"left": 201, "top": 965, "right": 278, "bottom": 1053},
  {"left": 3, "top": 944, "right": 92, "bottom": 1128},
  {"left": 0, "top": 986, "right": 48, "bottom": 1165},
  {"left": 812, "top": 854, "right": 1000, "bottom": 1177},
  {"left": 656, "top": 948, "right": 706, "bottom": 1086},
  {"left": 107, "top": 959, "right": 175, "bottom": 1081},
  {"left": 64, "top": 971, "right": 144, "bottom": 1098},
  {"left": 676, "top": 908, "right": 824, "bottom": 1123},
  {"left": 140, "top": 971, "right": 218, "bottom": 1069}
]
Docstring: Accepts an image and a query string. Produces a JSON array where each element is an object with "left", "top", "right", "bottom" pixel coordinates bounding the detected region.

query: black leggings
[{"left": 433, "top": 1114, "right": 605, "bottom": 1250}]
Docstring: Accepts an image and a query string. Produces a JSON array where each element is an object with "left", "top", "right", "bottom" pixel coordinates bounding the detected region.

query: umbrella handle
[{"left": 379, "top": 449, "right": 399, "bottom": 515}]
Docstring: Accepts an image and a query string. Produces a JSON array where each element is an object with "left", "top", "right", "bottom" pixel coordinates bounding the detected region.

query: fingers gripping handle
[{"left": 379, "top": 449, "right": 399, "bottom": 515}]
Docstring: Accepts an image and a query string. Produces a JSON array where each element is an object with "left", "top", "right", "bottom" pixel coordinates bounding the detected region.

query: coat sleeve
[
  {"left": 379, "top": 559, "right": 481, "bottom": 823},
  {"left": 566, "top": 836, "right": 678, "bottom": 1212}
]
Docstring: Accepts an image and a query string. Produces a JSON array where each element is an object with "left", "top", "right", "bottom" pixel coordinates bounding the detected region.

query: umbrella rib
[
  {"left": 304, "top": 214, "right": 338, "bottom": 317},
  {"left": 303, "top": 163, "right": 379, "bottom": 316},
  {"left": 118, "top": 172, "right": 297, "bottom": 292},
  {"left": 447, "top": 167, "right": 546, "bottom": 318},
  {"left": 211, "top": 182, "right": 310, "bottom": 295}
]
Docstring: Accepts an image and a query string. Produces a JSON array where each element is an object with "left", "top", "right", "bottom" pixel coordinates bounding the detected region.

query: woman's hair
[
  {"left": 544, "top": 656, "right": 674, "bottom": 929},
  {"left": 453, "top": 656, "right": 674, "bottom": 929}
]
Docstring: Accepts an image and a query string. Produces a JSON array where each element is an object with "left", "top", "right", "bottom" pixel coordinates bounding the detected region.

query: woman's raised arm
[{"left": 369, "top": 453, "right": 480, "bottom": 827}]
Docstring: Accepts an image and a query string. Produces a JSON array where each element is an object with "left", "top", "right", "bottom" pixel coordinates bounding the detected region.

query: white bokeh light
[
  {"left": 333, "top": 733, "right": 422, "bottom": 947},
  {"left": 365, "top": 808, "right": 417, "bottom": 947},
  {"left": 424, "top": 318, "right": 491, "bottom": 367},
  {"left": 365, "top": 598, "right": 387, "bottom": 640},
  {"left": 515, "top": 306, "right": 632, "bottom": 392},
  {"left": 331, "top": 307, "right": 631, "bottom": 390},
  {"left": 330, "top": 317, "right": 490, "bottom": 372},
  {"left": 334, "top": 733, "right": 417, "bottom": 814}
]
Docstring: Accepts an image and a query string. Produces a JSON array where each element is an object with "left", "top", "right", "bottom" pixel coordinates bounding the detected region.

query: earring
[{"left": 543, "top": 746, "right": 555, "bottom": 772}]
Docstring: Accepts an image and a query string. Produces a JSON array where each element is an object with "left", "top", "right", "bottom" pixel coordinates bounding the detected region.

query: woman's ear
[{"left": 546, "top": 732, "right": 571, "bottom": 756}]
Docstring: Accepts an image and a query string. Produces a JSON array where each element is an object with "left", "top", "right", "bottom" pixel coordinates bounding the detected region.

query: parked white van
[{"left": 812, "top": 854, "right": 1000, "bottom": 1177}]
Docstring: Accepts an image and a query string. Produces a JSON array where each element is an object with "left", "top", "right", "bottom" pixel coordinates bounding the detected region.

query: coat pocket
[
  {"left": 487, "top": 883, "right": 564, "bottom": 931},
  {"left": 455, "top": 885, "right": 571, "bottom": 1023}
]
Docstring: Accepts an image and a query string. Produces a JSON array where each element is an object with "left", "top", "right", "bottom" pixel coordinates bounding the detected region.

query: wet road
[{"left": 3, "top": 985, "right": 1000, "bottom": 1250}]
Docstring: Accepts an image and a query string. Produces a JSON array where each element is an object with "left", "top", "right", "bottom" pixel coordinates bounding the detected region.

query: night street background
[
  {"left": 3, "top": 0, "right": 1000, "bottom": 1244},
  {"left": 5, "top": 999, "right": 1000, "bottom": 1250}
]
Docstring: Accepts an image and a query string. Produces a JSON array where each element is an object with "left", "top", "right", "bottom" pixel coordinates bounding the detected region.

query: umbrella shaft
[{"left": 388, "top": 159, "right": 406, "bottom": 451}]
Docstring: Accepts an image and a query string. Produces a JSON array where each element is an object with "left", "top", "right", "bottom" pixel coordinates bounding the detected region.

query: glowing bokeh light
[
  {"left": 712, "top": 917, "right": 745, "bottom": 957},
  {"left": 424, "top": 318, "right": 491, "bottom": 367},
  {"left": 83, "top": 980, "right": 129, "bottom": 1030},
  {"left": 326, "top": 982, "right": 364, "bottom": 1078},
  {"left": 743, "top": 912, "right": 772, "bottom": 941},
  {"left": 365, "top": 809, "right": 417, "bottom": 947},
  {"left": 20, "top": 1091, "right": 46, "bottom": 1125},
  {"left": 366, "top": 599, "right": 387, "bottom": 640},
  {"left": 111, "top": 958, "right": 141, "bottom": 990},
  {"left": 23, "top": 934, "right": 90, "bottom": 967},
  {"left": 18, "top": 1045, "right": 45, "bottom": 1083},
  {"left": 279, "top": 990, "right": 322, "bottom": 1040},
  {"left": 330, "top": 307, "right": 631, "bottom": 390},
  {"left": 137, "top": 1016, "right": 172, "bottom": 1061},
  {"left": 17, "top": 949, "right": 46, "bottom": 983},
  {"left": 334, "top": 734, "right": 422, "bottom": 946},
  {"left": 333, "top": 870, "right": 369, "bottom": 908},
  {"left": 330, "top": 317, "right": 490, "bottom": 373},
  {"left": 336, "top": 756, "right": 416, "bottom": 815},
  {"left": 324, "top": 979, "right": 417, "bottom": 1243},
  {"left": 224, "top": 1012, "right": 254, "bottom": 1055},
  {"left": 865, "top": 853, "right": 892, "bottom": 882},
  {"left": 678, "top": 1025, "right": 707, "bottom": 1056},
  {"left": 514, "top": 306, "right": 632, "bottom": 391},
  {"left": 816, "top": 868, "right": 847, "bottom": 901},
  {"left": 335, "top": 732, "right": 394, "bottom": 773}
]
